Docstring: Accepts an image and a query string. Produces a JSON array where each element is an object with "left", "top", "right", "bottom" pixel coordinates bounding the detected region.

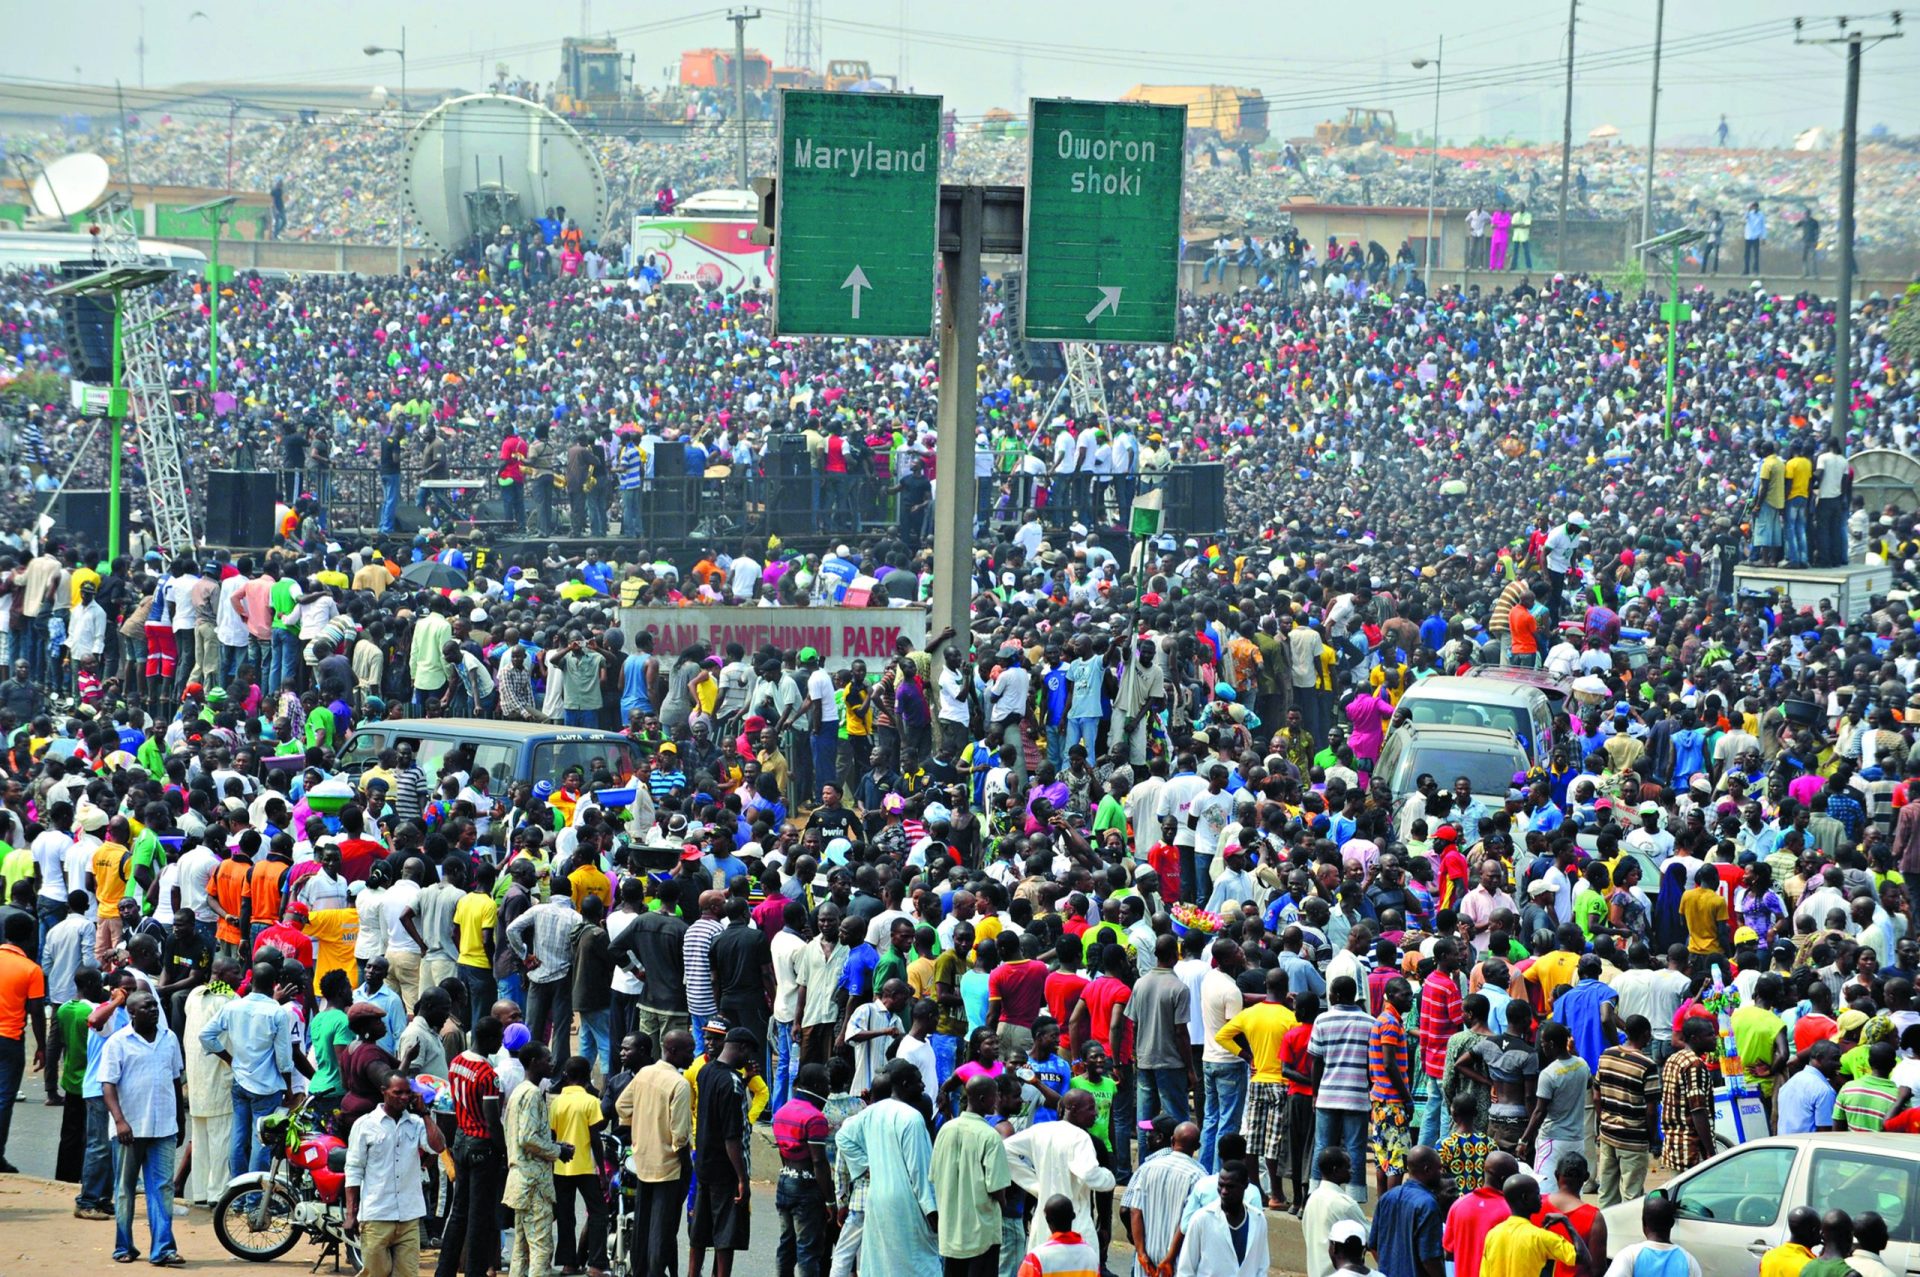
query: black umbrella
[{"left": 398, "top": 559, "right": 467, "bottom": 590}]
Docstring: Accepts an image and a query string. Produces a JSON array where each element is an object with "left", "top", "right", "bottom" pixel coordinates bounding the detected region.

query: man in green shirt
[
  {"left": 930, "top": 1073, "right": 1013, "bottom": 1270},
  {"left": 55, "top": 967, "right": 105, "bottom": 1197},
  {"left": 551, "top": 636, "right": 606, "bottom": 728},
  {"left": 1834, "top": 1041, "right": 1908, "bottom": 1132}
]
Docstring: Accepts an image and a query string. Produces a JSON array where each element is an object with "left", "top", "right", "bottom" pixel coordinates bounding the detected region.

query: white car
[{"left": 1599, "top": 1133, "right": 1920, "bottom": 1277}]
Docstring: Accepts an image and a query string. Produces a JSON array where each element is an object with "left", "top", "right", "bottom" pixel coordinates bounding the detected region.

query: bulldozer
[{"left": 1312, "top": 107, "right": 1399, "bottom": 149}]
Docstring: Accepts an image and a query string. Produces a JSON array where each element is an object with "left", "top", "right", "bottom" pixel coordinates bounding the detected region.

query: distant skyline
[{"left": 5, "top": 0, "right": 1919, "bottom": 147}]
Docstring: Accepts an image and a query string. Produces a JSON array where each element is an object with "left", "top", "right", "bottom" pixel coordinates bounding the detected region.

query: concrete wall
[{"left": 147, "top": 235, "right": 435, "bottom": 274}]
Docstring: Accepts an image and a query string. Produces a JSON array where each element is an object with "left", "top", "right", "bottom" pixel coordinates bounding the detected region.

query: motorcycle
[{"left": 212, "top": 1096, "right": 362, "bottom": 1271}]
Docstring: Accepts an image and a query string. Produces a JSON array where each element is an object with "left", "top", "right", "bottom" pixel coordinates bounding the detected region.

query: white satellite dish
[
  {"left": 405, "top": 94, "right": 608, "bottom": 251},
  {"left": 30, "top": 152, "right": 111, "bottom": 219}
]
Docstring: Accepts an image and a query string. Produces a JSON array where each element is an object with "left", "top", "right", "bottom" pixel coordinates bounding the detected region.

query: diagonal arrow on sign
[
  {"left": 1084, "top": 285, "right": 1123, "bottom": 324},
  {"left": 841, "top": 265, "right": 872, "bottom": 320}
]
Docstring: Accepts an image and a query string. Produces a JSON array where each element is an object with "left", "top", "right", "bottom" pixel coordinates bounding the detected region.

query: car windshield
[
  {"left": 1408, "top": 746, "right": 1522, "bottom": 797},
  {"left": 532, "top": 737, "right": 639, "bottom": 785},
  {"left": 1407, "top": 699, "right": 1531, "bottom": 749}
]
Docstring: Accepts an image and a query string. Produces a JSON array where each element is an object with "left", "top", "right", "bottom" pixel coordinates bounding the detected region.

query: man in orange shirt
[
  {"left": 247, "top": 839, "right": 293, "bottom": 949},
  {"left": 209, "top": 836, "right": 260, "bottom": 958},
  {"left": 1507, "top": 588, "right": 1540, "bottom": 670},
  {"left": 0, "top": 911, "right": 49, "bottom": 1172}
]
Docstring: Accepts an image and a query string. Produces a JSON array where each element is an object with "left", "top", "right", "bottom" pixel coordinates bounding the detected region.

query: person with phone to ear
[{"left": 343, "top": 1068, "right": 445, "bottom": 1277}]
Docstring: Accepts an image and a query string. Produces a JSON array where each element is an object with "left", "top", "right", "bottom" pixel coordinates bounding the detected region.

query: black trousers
[
  {"left": 433, "top": 1132, "right": 500, "bottom": 1277},
  {"left": 56, "top": 1091, "right": 86, "bottom": 1182},
  {"left": 555, "top": 1171, "right": 608, "bottom": 1270},
  {"left": 635, "top": 1170, "right": 689, "bottom": 1277},
  {"left": 944, "top": 1251, "right": 1000, "bottom": 1276}
]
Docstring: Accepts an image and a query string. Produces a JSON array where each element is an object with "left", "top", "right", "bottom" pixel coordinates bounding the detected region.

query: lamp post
[
  {"left": 364, "top": 29, "right": 407, "bottom": 275},
  {"left": 1411, "top": 38, "right": 1442, "bottom": 290},
  {"left": 180, "top": 195, "right": 236, "bottom": 401}
]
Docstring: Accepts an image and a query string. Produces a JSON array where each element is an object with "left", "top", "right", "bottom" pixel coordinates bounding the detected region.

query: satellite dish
[
  {"left": 30, "top": 152, "right": 111, "bottom": 219},
  {"left": 1849, "top": 448, "right": 1920, "bottom": 514},
  {"left": 404, "top": 94, "right": 608, "bottom": 252}
]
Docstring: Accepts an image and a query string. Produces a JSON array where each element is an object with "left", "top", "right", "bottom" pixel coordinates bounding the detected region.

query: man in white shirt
[
  {"left": 343, "top": 1071, "right": 444, "bottom": 1274},
  {"left": 987, "top": 653, "right": 1032, "bottom": 786},
  {"left": 215, "top": 570, "right": 251, "bottom": 686},
  {"left": 768, "top": 900, "right": 809, "bottom": 1114}
]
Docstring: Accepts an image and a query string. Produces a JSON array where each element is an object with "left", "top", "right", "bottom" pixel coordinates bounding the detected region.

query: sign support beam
[{"left": 930, "top": 184, "right": 982, "bottom": 644}]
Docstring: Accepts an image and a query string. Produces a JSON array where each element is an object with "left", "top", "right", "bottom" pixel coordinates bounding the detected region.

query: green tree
[{"left": 1889, "top": 281, "right": 1920, "bottom": 369}]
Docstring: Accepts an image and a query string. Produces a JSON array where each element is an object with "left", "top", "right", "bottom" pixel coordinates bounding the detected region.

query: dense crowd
[{"left": 0, "top": 114, "right": 1916, "bottom": 1277}]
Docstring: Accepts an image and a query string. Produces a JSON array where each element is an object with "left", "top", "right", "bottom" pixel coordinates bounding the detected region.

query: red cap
[
  {"left": 679, "top": 845, "right": 705, "bottom": 862},
  {"left": 1434, "top": 824, "right": 1459, "bottom": 843}
]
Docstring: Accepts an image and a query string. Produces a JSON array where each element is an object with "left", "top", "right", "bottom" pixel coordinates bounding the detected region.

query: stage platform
[{"left": 1732, "top": 561, "right": 1894, "bottom": 616}]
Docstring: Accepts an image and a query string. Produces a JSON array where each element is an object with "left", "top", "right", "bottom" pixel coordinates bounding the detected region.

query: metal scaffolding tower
[
  {"left": 785, "top": 0, "right": 821, "bottom": 73},
  {"left": 1063, "top": 342, "right": 1108, "bottom": 425},
  {"left": 102, "top": 213, "right": 197, "bottom": 552}
]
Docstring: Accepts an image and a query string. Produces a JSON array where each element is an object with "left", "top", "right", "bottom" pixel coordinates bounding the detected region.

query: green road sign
[
  {"left": 773, "top": 90, "right": 942, "bottom": 339},
  {"left": 1023, "top": 98, "right": 1185, "bottom": 344},
  {"left": 1659, "top": 300, "right": 1693, "bottom": 323}
]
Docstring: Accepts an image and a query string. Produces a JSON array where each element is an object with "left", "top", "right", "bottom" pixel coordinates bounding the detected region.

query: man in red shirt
[
  {"left": 1419, "top": 938, "right": 1466, "bottom": 1146},
  {"left": 253, "top": 903, "right": 316, "bottom": 974},
  {"left": 438, "top": 1015, "right": 505, "bottom": 1277},
  {"left": 988, "top": 931, "right": 1052, "bottom": 1056},
  {"left": 1044, "top": 934, "right": 1090, "bottom": 1043}
]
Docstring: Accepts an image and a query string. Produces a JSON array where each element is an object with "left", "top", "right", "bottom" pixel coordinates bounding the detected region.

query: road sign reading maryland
[
  {"left": 1023, "top": 98, "right": 1185, "bottom": 344},
  {"left": 773, "top": 89, "right": 942, "bottom": 339}
]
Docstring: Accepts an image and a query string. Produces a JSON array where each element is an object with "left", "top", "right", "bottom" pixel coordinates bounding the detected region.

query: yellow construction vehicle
[
  {"left": 1311, "top": 107, "right": 1399, "bottom": 148},
  {"left": 1121, "top": 85, "right": 1268, "bottom": 145}
]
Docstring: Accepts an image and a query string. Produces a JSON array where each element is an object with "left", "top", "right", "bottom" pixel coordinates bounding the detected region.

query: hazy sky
[{"left": 6, "top": 0, "right": 1919, "bottom": 146}]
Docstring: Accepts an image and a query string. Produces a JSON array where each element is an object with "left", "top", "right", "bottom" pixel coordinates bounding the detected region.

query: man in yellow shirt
[
  {"left": 1753, "top": 441, "right": 1788, "bottom": 565},
  {"left": 452, "top": 873, "right": 499, "bottom": 1027},
  {"left": 1783, "top": 441, "right": 1814, "bottom": 567},
  {"left": 1762, "top": 1206, "right": 1824, "bottom": 1277},
  {"left": 1215, "top": 967, "right": 1298, "bottom": 1205},
  {"left": 300, "top": 903, "right": 360, "bottom": 991},
  {"left": 1516, "top": 926, "right": 1583, "bottom": 1012},
  {"left": 547, "top": 1055, "right": 608, "bottom": 1273},
  {"left": 1681, "top": 863, "right": 1731, "bottom": 958},
  {"left": 1480, "top": 1173, "right": 1587, "bottom": 1277}
]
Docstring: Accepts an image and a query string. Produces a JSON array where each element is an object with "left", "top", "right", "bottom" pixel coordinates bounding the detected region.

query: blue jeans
[
  {"left": 379, "top": 472, "right": 401, "bottom": 531},
  {"left": 1135, "top": 1065, "right": 1191, "bottom": 1165},
  {"left": 776, "top": 1173, "right": 828, "bottom": 1276},
  {"left": 231, "top": 1085, "right": 281, "bottom": 1179},
  {"left": 812, "top": 729, "right": 839, "bottom": 803},
  {"left": 1045, "top": 723, "right": 1066, "bottom": 769},
  {"left": 114, "top": 1134, "right": 180, "bottom": 1261},
  {"left": 503, "top": 479, "right": 525, "bottom": 530},
  {"left": 1200, "top": 1060, "right": 1248, "bottom": 1173},
  {"left": 563, "top": 708, "right": 596, "bottom": 728},
  {"left": 1310, "top": 1107, "right": 1370, "bottom": 1203},
  {"left": 80, "top": 1095, "right": 115, "bottom": 1210},
  {"left": 1064, "top": 716, "right": 1100, "bottom": 761},
  {"left": 269, "top": 628, "right": 300, "bottom": 693},
  {"left": 1418, "top": 1084, "right": 1452, "bottom": 1148},
  {"left": 36, "top": 894, "right": 62, "bottom": 953},
  {"left": 1785, "top": 495, "right": 1810, "bottom": 565},
  {"left": 20, "top": 613, "right": 47, "bottom": 685},
  {"left": 577, "top": 1008, "right": 612, "bottom": 1076},
  {"left": 621, "top": 486, "right": 643, "bottom": 537},
  {"left": 771, "top": 1019, "right": 798, "bottom": 1115}
]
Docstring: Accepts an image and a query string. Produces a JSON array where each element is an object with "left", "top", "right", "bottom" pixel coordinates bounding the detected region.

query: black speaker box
[
  {"left": 204, "top": 470, "right": 280, "bottom": 546},
  {"left": 48, "top": 488, "right": 122, "bottom": 557},
  {"left": 1162, "top": 464, "right": 1226, "bottom": 534}
]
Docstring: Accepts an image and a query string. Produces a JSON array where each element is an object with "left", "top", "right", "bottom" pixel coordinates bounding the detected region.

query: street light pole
[
  {"left": 1412, "top": 38, "right": 1442, "bottom": 290},
  {"left": 365, "top": 29, "right": 408, "bottom": 274}
]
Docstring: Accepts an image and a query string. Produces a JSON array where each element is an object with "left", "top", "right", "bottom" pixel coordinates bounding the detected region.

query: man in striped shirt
[
  {"left": 1833, "top": 1041, "right": 1906, "bottom": 1132},
  {"left": 1418, "top": 939, "right": 1465, "bottom": 1147},
  {"left": 684, "top": 890, "right": 726, "bottom": 1041},
  {"left": 1307, "top": 975, "right": 1376, "bottom": 1203},
  {"left": 1368, "top": 977, "right": 1415, "bottom": 1199},
  {"left": 435, "top": 1016, "right": 503, "bottom": 1277}
]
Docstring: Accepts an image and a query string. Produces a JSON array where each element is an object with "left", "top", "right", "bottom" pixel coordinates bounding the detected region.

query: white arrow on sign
[
  {"left": 841, "top": 265, "right": 872, "bottom": 319},
  {"left": 1085, "top": 285, "right": 1123, "bottom": 323}
]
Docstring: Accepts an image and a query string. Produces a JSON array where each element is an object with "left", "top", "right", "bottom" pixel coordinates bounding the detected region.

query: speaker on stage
[
  {"left": 651, "top": 438, "right": 688, "bottom": 480},
  {"left": 59, "top": 296, "right": 116, "bottom": 384},
  {"left": 47, "top": 489, "right": 121, "bottom": 557},
  {"left": 204, "top": 470, "right": 280, "bottom": 546},
  {"left": 766, "top": 432, "right": 810, "bottom": 480},
  {"left": 1161, "top": 464, "right": 1226, "bottom": 534}
]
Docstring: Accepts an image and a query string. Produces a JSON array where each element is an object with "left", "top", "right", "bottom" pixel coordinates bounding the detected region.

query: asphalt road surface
[{"left": 0, "top": 1085, "right": 1320, "bottom": 1275}]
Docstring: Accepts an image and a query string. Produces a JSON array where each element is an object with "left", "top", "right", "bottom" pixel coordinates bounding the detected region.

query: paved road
[{"left": 0, "top": 1085, "right": 1320, "bottom": 1275}]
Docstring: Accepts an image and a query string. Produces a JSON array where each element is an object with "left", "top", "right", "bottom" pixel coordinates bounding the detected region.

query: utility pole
[
  {"left": 728, "top": 10, "right": 762, "bottom": 189},
  {"left": 1797, "top": 14, "right": 1902, "bottom": 440},
  {"left": 1412, "top": 38, "right": 1442, "bottom": 289},
  {"left": 1641, "top": 0, "right": 1664, "bottom": 250},
  {"left": 1556, "top": 0, "right": 1577, "bottom": 270}
]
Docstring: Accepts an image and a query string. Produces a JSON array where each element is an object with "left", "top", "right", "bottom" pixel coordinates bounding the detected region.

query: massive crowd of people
[{"left": 0, "top": 84, "right": 1916, "bottom": 1277}]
